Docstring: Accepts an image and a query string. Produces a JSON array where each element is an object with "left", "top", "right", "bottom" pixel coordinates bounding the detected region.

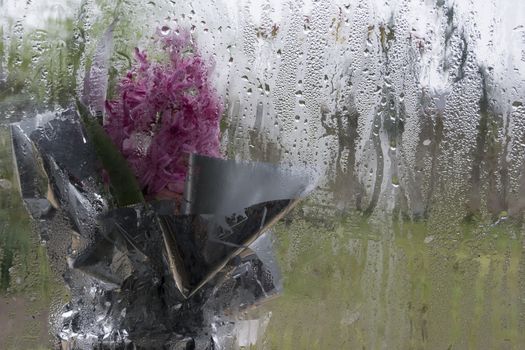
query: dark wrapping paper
[{"left": 10, "top": 109, "right": 314, "bottom": 349}]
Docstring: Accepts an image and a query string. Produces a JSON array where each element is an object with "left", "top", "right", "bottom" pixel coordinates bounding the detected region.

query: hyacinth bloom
[{"left": 104, "top": 28, "right": 222, "bottom": 198}]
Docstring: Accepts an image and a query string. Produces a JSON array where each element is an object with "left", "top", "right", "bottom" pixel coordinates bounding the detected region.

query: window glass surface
[{"left": 1, "top": 1, "right": 524, "bottom": 349}]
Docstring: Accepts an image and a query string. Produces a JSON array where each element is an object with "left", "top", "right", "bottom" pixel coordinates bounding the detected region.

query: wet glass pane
[{"left": 1, "top": 0, "right": 525, "bottom": 349}]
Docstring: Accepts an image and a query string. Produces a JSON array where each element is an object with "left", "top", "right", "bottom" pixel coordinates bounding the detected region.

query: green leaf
[
  {"left": 76, "top": 99, "right": 144, "bottom": 206},
  {"left": 219, "top": 115, "right": 229, "bottom": 134}
]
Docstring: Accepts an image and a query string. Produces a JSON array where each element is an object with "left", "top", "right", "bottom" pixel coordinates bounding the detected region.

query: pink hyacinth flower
[{"left": 104, "top": 27, "right": 223, "bottom": 199}]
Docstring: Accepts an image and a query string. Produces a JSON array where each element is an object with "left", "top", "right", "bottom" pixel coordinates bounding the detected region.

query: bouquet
[{"left": 10, "top": 23, "right": 313, "bottom": 349}]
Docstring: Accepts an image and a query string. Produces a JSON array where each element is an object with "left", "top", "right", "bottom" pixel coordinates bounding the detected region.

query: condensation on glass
[{"left": 1, "top": 0, "right": 524, "bottom": 349}]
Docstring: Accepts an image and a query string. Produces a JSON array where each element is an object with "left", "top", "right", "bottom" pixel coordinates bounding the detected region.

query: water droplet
[
  {"left": 424, "top": 236, "right": 435, "bottom": 244},
  {"left": 392, "top": 176, "right": 400, "bottom": 187},
  {"left": 160, "top": 26, "right": 171, "bottom": 35},
  {"left": 0, "top": 179, "right": 12, "bottom": 190}
]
